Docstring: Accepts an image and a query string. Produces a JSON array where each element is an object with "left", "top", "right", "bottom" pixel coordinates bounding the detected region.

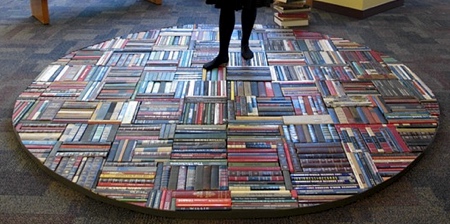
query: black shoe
[
  {"left": 203, "top": 56, "right": 229, "bottom": 70},
  {"left": 241, "top": 45, "right": 254, "bottom": 60}
]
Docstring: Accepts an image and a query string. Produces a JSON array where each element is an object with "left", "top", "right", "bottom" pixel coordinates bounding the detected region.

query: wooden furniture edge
[
  {"left": 30, "top": 0, "right": 162, "bottom": 25},
  {"left": 313, "top": 0, "right": 404, "bottom": 19},
  {"left": 30, "top": 0, "right": 49, "bottom": 24},
  {"left": 148, "top": 0, "right": 162, "bottom": 5}
]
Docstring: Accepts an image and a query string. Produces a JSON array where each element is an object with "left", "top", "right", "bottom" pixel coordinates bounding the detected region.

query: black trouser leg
[
  {"left": 203, "top": 7, "right": 235, "bottom": 70},
  {"left": 241, "top": 7, "right": 257, "bottom": 47},
  {"left": 218, "top": 7, "right": 235, "bottom": 58},
  {"left": 241, "top": 7, "right": 257, "bottom": 60}
]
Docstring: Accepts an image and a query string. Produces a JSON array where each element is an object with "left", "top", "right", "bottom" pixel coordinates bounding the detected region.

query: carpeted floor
[{"left": 0, "top": 0, "right": 449, "bottom": 223}]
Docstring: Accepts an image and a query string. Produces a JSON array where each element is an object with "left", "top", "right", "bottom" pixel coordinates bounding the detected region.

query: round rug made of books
[{"left": 13, "top": 24, "right": 440, "bottom": 218}]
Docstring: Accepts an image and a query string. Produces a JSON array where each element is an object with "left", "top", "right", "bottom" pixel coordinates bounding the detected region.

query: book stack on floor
[{"left": 273, "top": 0, "right": 312, "bottom": 27}]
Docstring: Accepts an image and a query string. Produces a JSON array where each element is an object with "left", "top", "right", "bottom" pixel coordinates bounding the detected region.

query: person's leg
[
  {"left": 241, "top": 6, "right": 257, "bottom": 60},
  {"left": 203, "top": 7, "right": 235, "bottom": 70}
]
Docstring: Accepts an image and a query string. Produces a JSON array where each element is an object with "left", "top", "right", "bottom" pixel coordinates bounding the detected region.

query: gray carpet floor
[{"left": 0, "top": 0, "right": 449, "bottom": 223}]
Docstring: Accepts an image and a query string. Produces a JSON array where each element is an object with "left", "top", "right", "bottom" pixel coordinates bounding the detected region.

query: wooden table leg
[
  {"left": 30, "top": 0, "right": 50, "bottom": 24},
  {"left": 147, "top": 0, "right": 162, "bottom": 5}
]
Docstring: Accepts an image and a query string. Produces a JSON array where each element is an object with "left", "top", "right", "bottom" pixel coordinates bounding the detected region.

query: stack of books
[{"left": 273, "top": 0, "right": 312, "bottom": 27}]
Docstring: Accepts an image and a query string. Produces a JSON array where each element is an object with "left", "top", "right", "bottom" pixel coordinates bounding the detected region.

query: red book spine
[
  {"left": 227, "top": 166, "right": 281, "bottom": 171},
  {"left": 361, "top": 106, "right": 377, "bottom": 124},
  {"left": 175, "top": 198, "right": 232, "bottom": 205},
  {"left": 325, "top": 80, "right": 337, "bottom": 96},
  {"left": 196, "top": 102, "right": 204, "bottom": 124},
  {"left": 171, "top": 190, "right": 231, "bottom": 198},
  {"left": 228, "top": 176, "right": 284, "bottom": 181},
  {"left": 277, "top": 12, "right": 309, "bottom": 19},
  {"left": 13, "top": 103, "right": 29, "bottom": 122},
  {"left": 342, "top": 107, "right": 357, "bottom": 124},
  {"left": 170, "top": 153, "right": 227, "bottom": 159},
  {"left": 218, "top": 67, "right": 225, "bottom": 80},
  {"left": 228, "top": 170, "right": 282, "bottom": 176},
  {"left": 227, "top": 148, "right": 277, "bottom": 153},
  {"left": 219, "top": 103, "right": 224, "bottom": 125},
  {"left": 77, "top": 65, "right": 92, "bottom": 81},
  {"left": 227, "top": 157, "right": 279, "bottom": 162},
  {"left": 235, "top": 97, "right": 241, "bottom": 116},
  {"left": 159, "top": 189, "right": 167, "bottom": 210},
  {"left": 283, "top": 141, "right": 295, "bottom": 172},
  {"left": 265, "top": 82, "right": 275, "bottom": 97},
  {"left": 370, "top": 50, "right": 383, "bottom": 62},
  {"left": 24, "top": 144, "right": 54, "bottom": 149},
  {"left": 301, "top": 96, "right": 314, "bottom": 115},
  {"left": 96, "top": 182, "right": 154, "bottom": 188},
  {"left": 163, "top": 190, "right": 172, "bottom": 210}
]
